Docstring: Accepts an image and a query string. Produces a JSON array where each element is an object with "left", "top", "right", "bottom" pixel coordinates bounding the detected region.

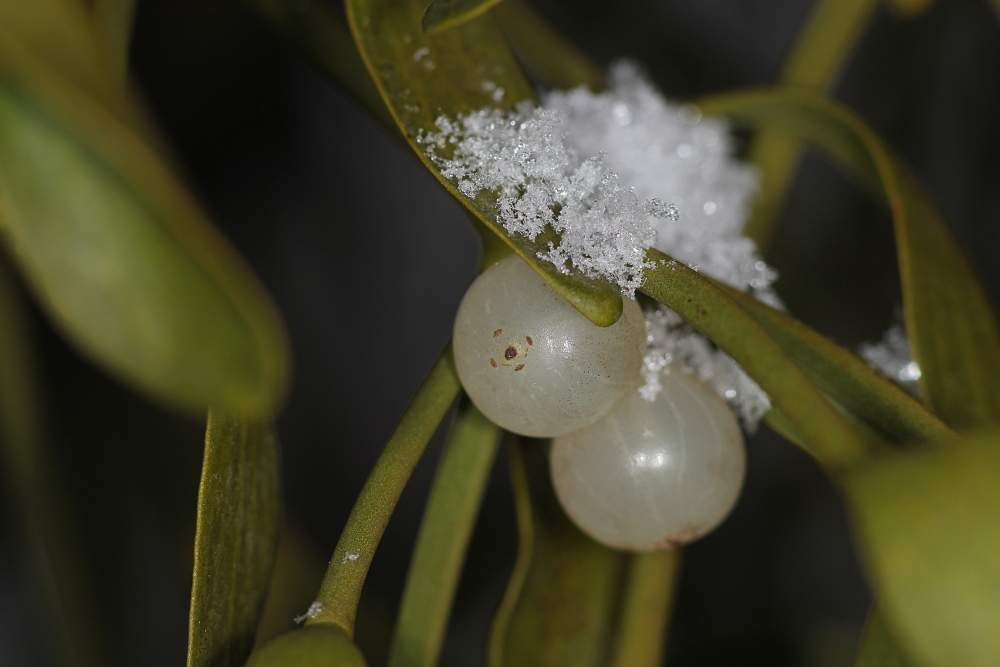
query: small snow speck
[{"left": 293, "top": 601, "right": 323, "bottom": 624}]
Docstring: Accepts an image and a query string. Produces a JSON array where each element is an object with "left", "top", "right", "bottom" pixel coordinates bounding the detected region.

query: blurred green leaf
[
  {"left": 0, "top": 3, "right": 290, "bottom": 417},
  {"left": 188, "top": 410, "right": 281, "bottom": 667},
  {"left": 246, "top": 625, "right": 369, "bottom": 667},
  {"left": 346, "top": 0, "right": 623, "bottom": 326},
  {"left": 489, "top": 437, "right": 630, "bottom": 667},
  {"left": 744, "top": 0, "right": 877, "bottom": 245},
  {"left": 854, "top": 609, "right": 914, "bottom": 667},
  {"left": 843, "top": 429, "right": 1000, "bottom": 667},
  {"left": 609, "top": 551, "right": 680, "bottom": 667},
  {"left": 0, "top": 258, "right": 106, "bottom": 667},
  {"left": 90, "top": 0, "right": 137, "bottom": 82},
  {"left": 244, "top": 0, "right": 394, "bottom": 130},
  {"left": 388, "top": 401, "right": 500, "bottom": 667},
  {"left": 699, "top": 88, "right": 1000, "bottom": 431},
  {"left": 422, "top": 0, "right": 506, "bottom": 33},
  {"left": 641, "top": 249, "right": 875, "bottom": 469},
  {"left": 493, "top": 0, "right": 604, "bottom": 92},
  {"left": 887, "top": 0, "right": 937, "bottom": 19},
  {"left": 310, "top": 347, "right": 461, "bottom": 636},
  {"left": 712, "top": 279, "right": 953, "bottom": 445}
]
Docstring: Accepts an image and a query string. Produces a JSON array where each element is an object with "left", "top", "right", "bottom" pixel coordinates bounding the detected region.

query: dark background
[{"left": 1, "top": 0, "right": 999, "bottom": 664}]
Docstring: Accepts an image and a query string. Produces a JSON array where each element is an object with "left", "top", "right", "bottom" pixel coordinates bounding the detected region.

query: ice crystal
[
  {"left": 293, "top": 601, "right": 324, "bottom": 624},
  {"left": 642, "top": 305, "right": 770, "bottom": 429},
  {"left": 860, "top": 324, "right": 921, "bottom": 392},
  {"left": 422, "top": 61, "right": 778, "bottom": 304},
  {"left": 426, "top": 60, "right": 780, "bottom": 426}
]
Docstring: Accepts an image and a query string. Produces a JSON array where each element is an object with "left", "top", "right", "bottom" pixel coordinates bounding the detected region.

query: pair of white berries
[{"left": 453, "top": 256, "right": 745, "bottom": 551}]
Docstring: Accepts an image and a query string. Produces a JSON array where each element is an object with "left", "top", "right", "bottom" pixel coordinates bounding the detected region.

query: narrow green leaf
[
  {"left": 744, "top": 0, "right": 877, "bottom": 245},
  {"left": 489, "top": 437, "right": 629, "bottom": 667},
  {"left": 699, "top": 88, "right": 1000, "bottom": 431},
  {"left": 90, "top": 0, "right": 137, "bottom": 82},
  {"left": 712, "top": 279, "right": 954, "bottom": 445},
  {"left": 388, "top": 401, "right": 500, "bottom": 667},
  {"left": 246, "top": 625, "right": 368, "bottom": 667},
  {"left": 609, "top": 551, "right": 680, "bottom": 667},
  {"left": 493, "top": 0, "right": 604, "bottom": 92},
  {"left": 641, "top": 249, "right": 875, "bottom": 470},
  {"left": 854, "top": 609, "right": 914, "bottom": 667},
  {"left": 422, "top": 0, "right": 506, "bottom": 34},
  {"left": 842, "top": 429, "right": 1000, "bottom": 667},
  {"left": 188, "top": 410, "right": 281, "bottom": 667},
  {"left": 0, "top": 8, "right": 290, "bottom": 417},
  {"left": 309, "top": 346, "right": 461, "bottom": 637},
  {"left": 0, "top": 258, "right": 106, "bottom": 667},
  {"left": 346, "top": 0, "right": 623, "bottom": 326}
]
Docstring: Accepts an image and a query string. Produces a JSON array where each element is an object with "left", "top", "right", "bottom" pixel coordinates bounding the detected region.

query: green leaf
[
  {"left": 0, "top": 4, "right": 290, "bottom": 417},
  {"left": 842, "top": 429, "right": 1000, "bottom": 667},
  {"left": 641, "top": 249, "right": 875, "bottom": 470},
  {"left": 489, "top": 437, "right": 630, "bottom": 667},
  {"left": 493, "top": 0, "right": 604, "bottom": 92},
  {"left": 90, "top": 0, "right": 137, "bottom": 82},
  {"left": 854, "top": 609, "right": 914, "bottom": 667},
  {"left": 422, "top": 0, "right": 506, "bottom": 33},
  {"left": 0, "top": 258, "right": 106, "bottom": 667},
  {"left": 744, "top": 0, "right": 877, "bottom": 245},
  {"left": 309, "top": 346, "right": 462, "bottom": 637},
  {"left": 609, "top": 551, "right": 680, "bottom": 667},
  {"left": 698, "top": 88, "right": 1000, "bottom": 431},
  {"left": 886, "top": 0, "right": 937, "bottom": 19},
  {"left": 188, "top": 410, "right": 281, "bottom": 667},
  {"left": 246, "top": 625, "right": 368, "bottom": 667},
  {"left": 388, "top": 401, "right": 500, "bottom": 667},
  {"left": 711, "top": 279, "right": 953, "bottom": 445},
  {"left": 346, "top": 0, "right": 623, "bottom": 326}
]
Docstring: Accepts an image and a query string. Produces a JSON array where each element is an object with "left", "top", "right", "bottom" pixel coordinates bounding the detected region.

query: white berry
[
  {"left": 550, "top": 368, "right": 745, "bottom": 551},
  {"left": 453, "top": 255, "right": 645, "bottom": 438}
]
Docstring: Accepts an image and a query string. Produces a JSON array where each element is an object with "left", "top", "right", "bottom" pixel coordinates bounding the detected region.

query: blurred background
[{"left": 1, "top": 0, "right": 998, "bottom": 664}]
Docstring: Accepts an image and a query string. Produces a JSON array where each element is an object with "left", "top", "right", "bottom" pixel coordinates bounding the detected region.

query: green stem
[
  {"left": 745, "top": 0, "right": 878, "bottom": 246},
  {"left": 387, "top": 401, "right": 500, "bottom": 667},
  {"left": 90, "top": 0, "right": 137, "bottom": 83},
  {"left": 308, "top": 345, "right": 462, "bottom": 637},
  {"left": 0, "top": 259, "right": 105, "bottom": 667},
  {"left": 610, "top": 551, "right": 682, "bottom": 667},
  {"left": 243, "top": 0, "right": 394, "bottom": 130}
]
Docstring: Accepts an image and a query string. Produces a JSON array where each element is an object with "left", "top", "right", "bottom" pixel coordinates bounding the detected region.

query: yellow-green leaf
[
  {"left": 745, "top": 0, "right": 877, "bottom": 245},
  {"left": 388, "top": 402, "right": 500, "bottom": 667},
  {"left": 887, "top": 0, "right": 937, "bottom": 19},
  {"left": 0, "top": 6, "right": 290, "bottom": 417},
  {"left": 187, "top": 410, "right": 281, "bottom": 667},
  {"left": 854, "top": 609, "right": 914, "bottom": 667},
  {"left": 699, "top": 88, "right": 1000, "bottom": 431},
  {"left": 246, "top": 625, "right": 368, "bottom": 667},
  {"left": 609, "top": 551, "right": 680, "bottom": 667},
  {"left": 641, "top": 249, "right": 875, "bottom": 470},
  {"left": 422, "top": 0, "right": 506, "bottom": 33},
  {"left": 345, "top": 0, "right": 622, "bottom": 326},
  {"left": 489, "top": 437, "right": 630, "bottom": 667},
  {"left": 712, "top": 279, "right": 953, "bottom": 445},
  {"left": 842, "top": 429, "right": 1000, "bottom": 667}
]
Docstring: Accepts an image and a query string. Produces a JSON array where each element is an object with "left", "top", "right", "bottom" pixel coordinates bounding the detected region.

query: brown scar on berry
[
  {"left": 514, "top": 364, "right": 525, "bottom": 371},
  {"left": 504, "top": 346, "right": 517, "bottom": 360},
  {"left": 525, "top": 336, "right": 533, "bottom": 345},
  {"left": 493, "top": 329, "right": 503, "bottom": 337},
  {"left": 489, "top": 358, "right": 497, "bottom": 368}
]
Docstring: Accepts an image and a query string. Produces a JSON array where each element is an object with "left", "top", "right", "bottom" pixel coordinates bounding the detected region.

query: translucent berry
[
  {"left": 550, "top": 368, "right": 745, "bottom": 551},
  {"left": 453, "top": 255, "right": 645, "bottom": 437}
]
